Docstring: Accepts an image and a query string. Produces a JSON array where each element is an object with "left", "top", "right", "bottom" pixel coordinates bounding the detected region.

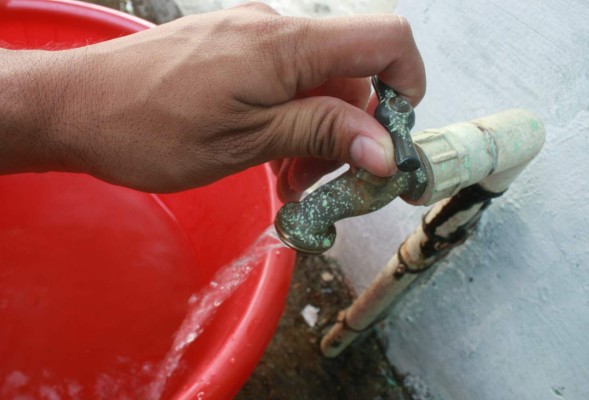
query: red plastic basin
[{"left": 0, "top": 1, "right": 295, "bottom": 399}]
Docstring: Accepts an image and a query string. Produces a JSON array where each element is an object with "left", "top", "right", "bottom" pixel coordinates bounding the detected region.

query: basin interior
[
  {"left": 0, "top": 1, "right": 294, "bottom": 399},
  {"left": 0, "top": 170, "right": 293, "bottom": 399}
]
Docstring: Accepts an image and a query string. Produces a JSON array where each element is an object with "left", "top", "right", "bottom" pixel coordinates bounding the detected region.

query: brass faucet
[{"left": 275, "top": 78, "right": 428, "bottom": 254}]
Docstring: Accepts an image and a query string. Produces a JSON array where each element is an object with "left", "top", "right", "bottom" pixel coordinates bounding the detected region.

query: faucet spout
[
  {"left": 275, "top": 77, "right": 426, "bottom": 254},
  {"left": 274, "top": 168, "right": 427, "bottom": 254}
]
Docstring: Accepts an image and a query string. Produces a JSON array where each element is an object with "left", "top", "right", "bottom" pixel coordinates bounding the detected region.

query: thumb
[{"left": 266, "top": 96, "right": 396, "bottom": 177}]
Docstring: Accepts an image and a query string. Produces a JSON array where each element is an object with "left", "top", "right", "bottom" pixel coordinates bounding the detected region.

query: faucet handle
[{"left": 371, "top": 77, "right": 421, "bottom": 172}]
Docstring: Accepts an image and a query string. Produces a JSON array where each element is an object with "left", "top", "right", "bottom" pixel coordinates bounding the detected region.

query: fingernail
[{"left": 350, "top": 136, "right": 395, "bottom": 176}]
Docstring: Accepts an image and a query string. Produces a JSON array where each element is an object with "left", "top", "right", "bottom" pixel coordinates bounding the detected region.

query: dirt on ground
[{"left": 236, "top": 254, "right": 408, "bottom": 400}]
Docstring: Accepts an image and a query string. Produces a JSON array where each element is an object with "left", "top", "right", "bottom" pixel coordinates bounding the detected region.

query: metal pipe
[{"left": 275, "top": 169, "right": 426, "bottom": 254}]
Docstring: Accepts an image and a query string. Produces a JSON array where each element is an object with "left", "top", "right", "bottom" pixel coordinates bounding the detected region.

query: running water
[
  {"left": 0, "top": 222, "right": 286, "bottom": 400},
  {"left": 146, "top": 226, "right": 284, "bottom": 399}
]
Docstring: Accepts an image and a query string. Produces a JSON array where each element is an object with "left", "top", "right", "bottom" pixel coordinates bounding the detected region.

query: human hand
[{"left": 4, "top": 2, "right": 425, "bottom": 193}]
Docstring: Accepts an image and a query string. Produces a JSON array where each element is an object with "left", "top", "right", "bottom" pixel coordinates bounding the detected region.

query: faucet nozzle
[
  {"left": 274, "top": 170, "right": 426, "bottom": 254},
  {"left": 274, "top": 77, "right": 427, "bottom": 254},
  {"left": 275, "top": 202, "right": 337, "bottom": 254}
]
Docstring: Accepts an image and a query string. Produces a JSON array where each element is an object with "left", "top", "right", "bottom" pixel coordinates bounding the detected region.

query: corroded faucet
[{"left": 275, "top": 78, "right": 428, "bottom": 254}]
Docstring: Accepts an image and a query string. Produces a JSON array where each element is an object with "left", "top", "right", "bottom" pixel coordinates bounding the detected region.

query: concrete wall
[{"left": 329, "top": 1, "right": 589, "bottom": 399}]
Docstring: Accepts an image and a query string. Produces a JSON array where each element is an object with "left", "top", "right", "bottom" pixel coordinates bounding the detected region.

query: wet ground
[{"left": 80, "top": 2, "right": 408, "bottom": 398}]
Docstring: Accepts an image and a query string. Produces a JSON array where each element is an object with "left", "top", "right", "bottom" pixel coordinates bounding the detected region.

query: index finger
[{"left": 285, "top": 14, "right": 426, "bottom": 106}]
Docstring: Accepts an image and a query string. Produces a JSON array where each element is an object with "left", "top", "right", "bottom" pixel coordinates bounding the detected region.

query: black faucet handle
[{"left": 371, "top": 77, "right": 421, "bottom": 172}]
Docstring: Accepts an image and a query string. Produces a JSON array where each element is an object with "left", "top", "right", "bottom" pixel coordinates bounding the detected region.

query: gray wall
[{"left": 330, "top": 1, "right": 589, "bottom": 399}]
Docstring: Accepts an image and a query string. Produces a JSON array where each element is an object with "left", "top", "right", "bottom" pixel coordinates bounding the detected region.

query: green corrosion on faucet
[{"left": 274, "top": 77, "right": 428, "bottom": 254}]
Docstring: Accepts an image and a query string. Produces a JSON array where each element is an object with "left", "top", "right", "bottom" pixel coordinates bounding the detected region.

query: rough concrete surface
[{"left": 329, "top": 1, "right": 589, "bottom": 399}]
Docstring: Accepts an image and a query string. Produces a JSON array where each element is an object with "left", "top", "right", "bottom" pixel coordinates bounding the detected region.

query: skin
[{"left": 0, "top": 2, "right": 425, "bottom": 198}]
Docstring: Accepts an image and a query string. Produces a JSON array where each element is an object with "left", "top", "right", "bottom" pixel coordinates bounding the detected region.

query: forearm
[
  {"left": 0, "top": 8, "right": 426, "bottom": 194},
  {"left": 0, "top": 49, "right": 68, "bottom": 174}
]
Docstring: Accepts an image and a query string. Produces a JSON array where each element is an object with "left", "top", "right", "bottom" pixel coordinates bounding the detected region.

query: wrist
[{"left": 0, "top": 49, "right": 73, "bottom": 174}]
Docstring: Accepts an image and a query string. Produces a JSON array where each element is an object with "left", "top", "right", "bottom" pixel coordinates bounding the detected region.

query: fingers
[
  {"left": 303, "top": 77, "right": 372, "bottom": 110},
  {"left": 285, "top": 14, "right": 426, "bottom": 106},
  {"left": 264, "top": 95, "right": 395, "bottom": 177},
  {"left": 273, "top": 77, "right": 368, "bottom": 200}
]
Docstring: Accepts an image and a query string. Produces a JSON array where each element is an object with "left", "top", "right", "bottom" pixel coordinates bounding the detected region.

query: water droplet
[
  {"left": 66, "top": 380, "right": 83, "bottom": 397},
  {"left": 142, "top": 362, "right": 153, "bottom": 373},
  {"left": 39, "top": 385, "right": 60, "bottom": 400},
  {"left": 210, "top": 281, "right": 218, "bottom": 288},
  {"left": 183, "top": 332, "right": 197, "bottom": 347},
  {"left": 197, "top": 391, "right": 205, "bottom": 400},
  {"left": 3, "top": 370, "right": 29, "bottom": 390},
  {"left": 188, "top": 294, "right": 198, "bottom": 305},
  {"left": 213, "top": 299, "right": 222, "bottom": 307}
]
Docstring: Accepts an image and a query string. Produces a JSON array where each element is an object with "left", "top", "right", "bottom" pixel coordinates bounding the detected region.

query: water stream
[
  {"left": 1, "top": 225, "right": 285, "bottom": 400},
  {"left": 146, "top": 225, "right": 284, "bottom": 399}
]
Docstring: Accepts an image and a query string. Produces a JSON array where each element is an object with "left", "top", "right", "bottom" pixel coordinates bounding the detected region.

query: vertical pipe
[{"left": 321, "top": 185, "right": 498, "bottom": 357}]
